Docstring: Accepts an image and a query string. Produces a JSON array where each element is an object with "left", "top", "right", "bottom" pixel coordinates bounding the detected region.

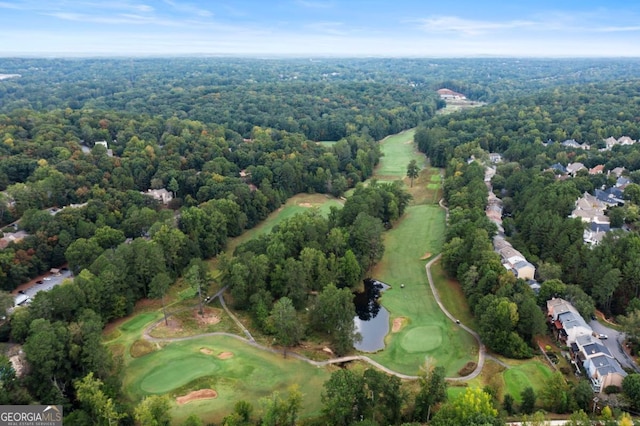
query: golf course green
[{"left": 124, "top": 335, "right": 332, "bottom": 424}]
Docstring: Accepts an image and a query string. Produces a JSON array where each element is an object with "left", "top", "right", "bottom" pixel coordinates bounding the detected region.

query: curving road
[
  {"left": 141, "top": 252, "right": 488, "bottom": 382},
  {"left": 424, "top": 254, "right": 486, "bottom": 381}
]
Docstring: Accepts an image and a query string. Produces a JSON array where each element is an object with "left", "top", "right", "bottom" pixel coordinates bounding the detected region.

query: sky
[{"left": 1, "top": 0, "right": 640, "bottom": 57}]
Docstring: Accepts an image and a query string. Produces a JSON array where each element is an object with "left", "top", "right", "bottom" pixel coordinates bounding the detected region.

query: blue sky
[{"left": 1, "top": 0, "right": 640, "bottom": 57}]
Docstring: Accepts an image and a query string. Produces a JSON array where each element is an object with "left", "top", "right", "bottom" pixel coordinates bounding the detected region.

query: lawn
[
  {"left": 502, "top": 360, "right": 553, "bottom": 403},
  {"left": 123, "top": 334, "right": 332, "bottom": 425},
  {"left": 368, "top": 204, "right": 477, "bottom": 377}
]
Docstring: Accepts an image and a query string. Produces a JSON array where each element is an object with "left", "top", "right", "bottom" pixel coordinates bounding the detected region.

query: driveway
[{"left": 589, "top": 319, "right": 640, "bottom": 372}]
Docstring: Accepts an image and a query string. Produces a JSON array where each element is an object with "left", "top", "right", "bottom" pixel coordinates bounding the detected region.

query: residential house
[
  {"left": 610, "top": 167, "right": 626, "bottom": 178},
  {"left": 571, "top": 192, "right": 612, "bottom": 245},
  {"left": 584, "top": 355, "right": 627, "bottom": 393},
  {"left": 513, "top": 260, "right": 535, "bottom": 280},
  {"left": 604, "top": 137, "right": 618, "bottom": 150},
  {"left": 595, "top": 188, "right": 624, "bottom": 206},
  {"left": 562, "top": 139, "right": 590, "bottom": 150},
  {"left": 589, "top": 165, "right": 605, "bottom": 175},
  {"left": 547, "top": 298, "right": 592, "bottom": 345},
  {"left": 94, "top": 140, "right": 113, "bottom": 157},
  {"left": 145, "top": 188, "right": 173, "bottom": 205},
  {"left": 548, "top": 298, "right": 627, "bottom": 394},
  {"left": 489, "top": 153, "right": 503, "bottom": 164},
  {"left": 550, "top": 163, "right": 567, "bottom": 175},
  {"left": 616, "top": 176, "right": 631, "bottom": 188},
  {"left": 566, "top": 162, "right": 586, "bottom": 176},
  {"left": 493, "top": 236, "right": 536, "bottom": 279},
  {"left": 0, "top": 230, "right": 28, "bottom": 249}
]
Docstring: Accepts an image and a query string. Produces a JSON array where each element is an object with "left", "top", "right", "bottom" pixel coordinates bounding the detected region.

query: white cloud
[
  {"left": 305, "top": 22, "right": 348, "bottom": 36},
  {"left": 294, "top": 0, "right": 333, "bottom": 9},
  {"left": 417, "top": 16, "right": 535, "bottom": 36},
  {"left": 162, "top": 0, "right": 213, "bottom": 18}
]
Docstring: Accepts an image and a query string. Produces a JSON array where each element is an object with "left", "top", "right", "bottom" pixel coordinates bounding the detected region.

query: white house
[{"left": 145, "top": 188, "right": 173, "bottom": 205}]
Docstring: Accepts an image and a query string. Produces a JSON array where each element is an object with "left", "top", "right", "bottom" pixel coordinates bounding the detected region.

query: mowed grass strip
[
  {"left": 123, "top": 335, "right": 332, "bottom": 425},
  {"left": 374, "top": 129, "right": 422, "bottom": 179},
  {"left": 369, "top": 204, "right": 476, "bottom": 376}
]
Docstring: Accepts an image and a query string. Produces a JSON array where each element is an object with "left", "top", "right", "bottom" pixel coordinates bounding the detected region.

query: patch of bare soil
[
  {"left": 194, "top": 307, "right": 221, "bottom": 325},
  {"left": 299, "top": 202, "right": 313, "bottom": 207},
  {"left": 176, "top": 389, "right": 218, "bottom": 405},
  {"left": 152, "top": 318, "right": 184, "bottom": 336},
  {"left": 420, "top": 252, "right": 432, "bottom": 260},
  {"left": 200, "top": 347, "right": 214, "bottom": 355},
  {"left": 392, "top": 317, "right": 406, "bottom": 333},
  {"left": 218, "top": 352, "right": 233, "bottom": 359}
]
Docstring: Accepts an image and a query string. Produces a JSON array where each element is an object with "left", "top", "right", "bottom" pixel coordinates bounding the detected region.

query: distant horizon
[
  {"left": 2, "top": 1, "right": 640, "bottom": 57},
  {"left": 2, "top": 53, "right": 640, "bottom": 60}
]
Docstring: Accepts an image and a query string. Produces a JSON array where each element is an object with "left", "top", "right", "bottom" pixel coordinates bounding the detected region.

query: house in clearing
[{"left": 145, "top": 188, "right": 173, "bottom": 205}]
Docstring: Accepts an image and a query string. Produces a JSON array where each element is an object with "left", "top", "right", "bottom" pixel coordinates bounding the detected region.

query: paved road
[
  {"left": 589, "top": 319, "right": 640, "bottom": 372},
  {"left": 425, "top": 254, "right": 486, "bottom": 381}
]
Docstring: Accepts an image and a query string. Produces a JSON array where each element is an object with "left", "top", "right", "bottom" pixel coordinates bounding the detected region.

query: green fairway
[
  {"left": 368, "top": 204, "right": 476, "bottom": 376},
  {"left": 124, "top": 335, "right": 332, "bottom": 424},
  {"left": 503, "top": 361, "right": 553, "bottom": 402},
  {"left": 120, "top": 312, "right": 158, "bottom": 333},
  {"left": 375, "top": 129, "right": 423, "bottom": 179},
  {"left": 224, "top": 193, "right": 343, "bottom": 254}
]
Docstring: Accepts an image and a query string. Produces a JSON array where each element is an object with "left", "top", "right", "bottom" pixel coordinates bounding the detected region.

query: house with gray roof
[
  {"left": 548, "top": 298, "right": 627, "bottom": 394},
  {"left": 584, "top": 354, "right": 627, "bottom": 393}
]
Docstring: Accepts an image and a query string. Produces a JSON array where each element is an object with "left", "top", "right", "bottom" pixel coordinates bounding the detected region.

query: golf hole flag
[{"left": 0, "top": 405, "right": 62, "bottom": 425}]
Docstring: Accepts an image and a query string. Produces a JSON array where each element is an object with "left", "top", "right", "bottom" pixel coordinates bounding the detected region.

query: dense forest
[{"left": 3, "top": 57, "right": 640, "bottom": 424}]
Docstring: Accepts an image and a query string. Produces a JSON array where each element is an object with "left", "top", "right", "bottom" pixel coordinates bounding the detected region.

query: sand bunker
[
  {"left": 176, "top": 389, "right": 218, "bottom": 405},
  {"left": 392, "top": 317, "right": 406, "bottom": 333},
  {"left": 420, "top": 252, "right": 432, "bottom": 260},
  {"left": 218, "top": 351, "right": 233, "bottom": 359},
  {"left": 200, "top": 348, "right": 214, "bottom": 355},
  {"left": 299, "top": 202, "right": 313, "bottom": 207}
]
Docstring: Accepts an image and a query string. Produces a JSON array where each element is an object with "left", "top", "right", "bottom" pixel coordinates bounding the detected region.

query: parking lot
[{"left": 12, "top": 268, "right": 73, "bottom": 307}]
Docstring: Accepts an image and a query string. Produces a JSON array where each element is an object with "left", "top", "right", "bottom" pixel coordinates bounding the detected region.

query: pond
[{"left": 353, "top": 278, "right": 390, "bottom": 352}]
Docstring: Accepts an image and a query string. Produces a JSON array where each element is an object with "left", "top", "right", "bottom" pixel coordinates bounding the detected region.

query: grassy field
[{"left": 123, "top": 334, "right": 333, "bottom": 425}]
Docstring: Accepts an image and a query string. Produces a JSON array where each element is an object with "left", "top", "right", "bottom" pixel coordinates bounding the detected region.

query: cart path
[{"left": 141, "top": 254, "right": 488, "bottom": 381}]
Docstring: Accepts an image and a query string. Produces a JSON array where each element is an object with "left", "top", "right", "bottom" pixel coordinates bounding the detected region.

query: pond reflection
[{"left": 353, "top": 278, "right": 390, "bottom": 352}]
